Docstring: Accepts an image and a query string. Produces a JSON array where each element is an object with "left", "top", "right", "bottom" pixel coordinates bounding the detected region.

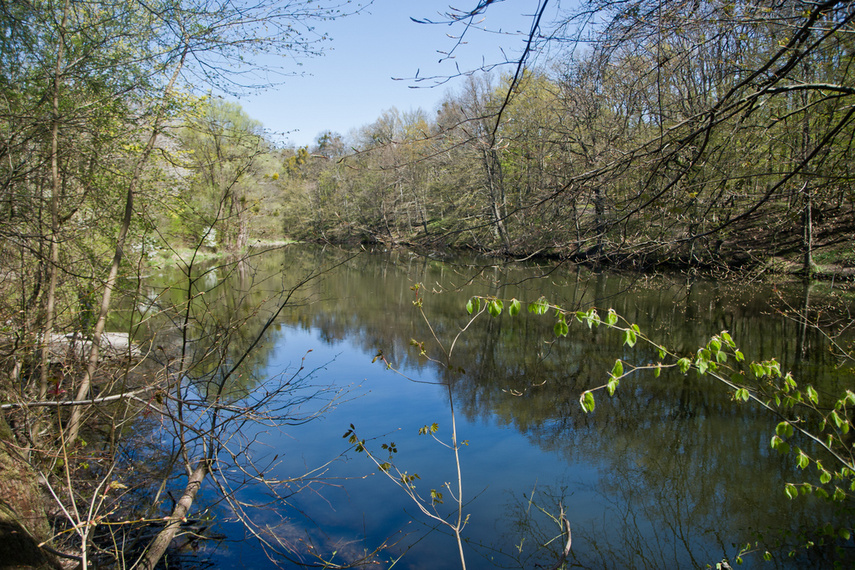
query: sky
[{"left": 233, "top": 0, "right": 544, "bottom": 148}]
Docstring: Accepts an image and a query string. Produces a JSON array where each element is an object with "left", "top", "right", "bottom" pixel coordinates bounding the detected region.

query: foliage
[{"left": 0, "top": 0, "right": 365, "bottom": 567}]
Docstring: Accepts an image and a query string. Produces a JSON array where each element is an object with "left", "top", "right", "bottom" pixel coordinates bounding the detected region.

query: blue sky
[{"left": 234, "top": 0, "right": 543, "bottom": 148}]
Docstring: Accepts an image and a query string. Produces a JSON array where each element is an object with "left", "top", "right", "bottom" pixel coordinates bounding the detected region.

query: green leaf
[
  {"left": 820, "top": 469, "right": 832, "bottom": 485},
  {"left": 771, "top": 435, "right": 790, "bottom": 455},
  {"left": 658, "top": 345, "right": 666, "bottom": 360},
  {"left": 583, "top": 308, "right": 600, "bottom": 328},
  {"left": 508, "top": 298, "right": 521, "bottom": 317},
  {"left": 607, "top": 377, "right": 619, "bottom": 396},
  {"left": 606, "top": 309, "right": 618, "bottom": 326},
  {"left": 840, "top": 528, "right": 851, "bottom": 540},
  {"left": 466, "top": 297, "right": 475, "bottom": 314},
  {"left": 580, "top": 391, "right": 595, "bottom": 413},
  {"left": 554, "top": 316, "right": 569, "bottom": 337},
  {"left": 709, "top": 337, "right": 721, "bottom": 353},
  {"left": 624, "top": 329, "right": 637, "bottom": 347},
  {"left": 806, "top": 385, "right": 819, "bottom": 405},
  {"left": 769, "top": 359, "right": 781, "bottom": 378},
  {"left": 487, "top": 299, "right": 503, "bottom": 317},
  {"left": 678, "top": 358, "right": 691, "bottom": 374},
  {"left": 776, "top": 421, "right": 794, "bottom": 439},
  {"left": 734, "top": 349, "right": 744, "bottom": 362},
  {"left": 785, "top": 483, "right": 798, "bottom": 500},
  {"left": 611, "top": 359, "right": 624, "bottom": 378}
]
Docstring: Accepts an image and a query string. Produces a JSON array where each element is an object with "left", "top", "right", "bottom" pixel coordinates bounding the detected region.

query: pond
[{"left": 136, "top": 244, "right": 852, "bottom": 569}]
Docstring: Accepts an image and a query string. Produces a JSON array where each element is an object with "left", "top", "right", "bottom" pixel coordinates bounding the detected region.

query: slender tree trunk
[
  {"left": 483, "top": 147, "right": 511, "bottom": 250},
  {"left": 803, "top": 186, "right": 814, "bottom": 276},
  {"left": 39, "top": 0, "right": 70, "bottom": 402}
]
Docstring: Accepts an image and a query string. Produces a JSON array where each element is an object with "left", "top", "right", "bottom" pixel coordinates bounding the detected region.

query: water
[{"left": 134, "top": 245, "right": 852, "bottom": 569}]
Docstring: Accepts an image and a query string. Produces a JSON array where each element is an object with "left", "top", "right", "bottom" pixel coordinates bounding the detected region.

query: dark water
[{"left": 136, "top": 245, "right": 852, "bottom": 569}]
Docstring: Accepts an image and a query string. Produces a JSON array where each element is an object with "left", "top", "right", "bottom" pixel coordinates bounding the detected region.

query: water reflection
[{"left": 136, "top": 245, "right": 852, "bottom": 568}]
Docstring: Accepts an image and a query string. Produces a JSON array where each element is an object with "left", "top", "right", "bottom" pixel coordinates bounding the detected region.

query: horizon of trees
[{"left": 258, "top": 0, "right": 855, "bottom": 275}]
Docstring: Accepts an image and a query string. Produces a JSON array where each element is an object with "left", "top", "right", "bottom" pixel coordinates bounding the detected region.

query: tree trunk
[
  {"left": 39, "top": 0, "right": 70, "bottom": 403},
  {"left": 803, "top": 186, "right": 814, "bottom": 276},
  {"left": 483, "top": 148, "right": 511, "bottom": 250}
]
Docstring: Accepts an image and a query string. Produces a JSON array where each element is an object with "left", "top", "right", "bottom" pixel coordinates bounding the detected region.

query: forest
[
  {"left": 0, "top": 0, "right": 854, "bottom": 568},
  {"left": 271, "top": 0, "right": 855, "bottom": 275}
]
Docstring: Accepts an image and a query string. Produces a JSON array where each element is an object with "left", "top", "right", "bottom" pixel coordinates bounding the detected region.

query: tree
[
  {"left": 0, "top": 0, "right": 367, "bottom": 565},
  {"left": 174, "top": 97, "right": 268, "bottom": 252}
]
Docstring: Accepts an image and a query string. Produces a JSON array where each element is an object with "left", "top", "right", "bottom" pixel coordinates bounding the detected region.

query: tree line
[{"left": 272, "top": 0, "right": 855, "bottom": 275}]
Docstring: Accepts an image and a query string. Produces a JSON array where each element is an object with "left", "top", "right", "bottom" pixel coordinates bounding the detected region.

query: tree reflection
[{"left": 137, "top": 246, "right": 854, "bottom": 567}]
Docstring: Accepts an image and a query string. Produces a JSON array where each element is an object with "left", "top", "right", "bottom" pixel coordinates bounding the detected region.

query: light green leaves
[
  {"left": 575, "top": 308, "right": 600, "bottom": 329},
  {"left": 609, "top": 358, "right": 624, "bottom": 395},
  {"left": 580, "top": 391, "right": 595, "bottom": 413},
  {"left": 487, "top": 299, "right": 503, "bottom": 317},
  {"left": 624, "top": 328, "right": 637, "bottom": 347},
  {"left": 806, "top": 385, "right": 819, "bottom": 405},
  {"left": 750, "top": 359, "right": 782, "bottom": 379},
  {"left": 467, "top": 296, "right": 518, "bottom": 317},
  {"left": 606, "top": 308, "right": 618, "bottom": 326},
  {"left": 785, "top": 483, "right": 799, "bottom": 500},
  {"left": 776, "top": 421, "right": 794, "bottom": 439},
  {"left": 528, "top": 296, "right": 549, "bottom": 315},
  {"left": 554, "top": 314, "right": 569, "bottom": 337},
  {"left": 771, "top": 435, "right": 790, "bottom": 455}
]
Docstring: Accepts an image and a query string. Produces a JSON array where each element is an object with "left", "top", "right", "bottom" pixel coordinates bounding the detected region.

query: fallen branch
[
  {"left": 0, "top": 386, "right": 155, "bottom": 410},
  {"left": 137, "top": 459, "right": 209, "bottom": 570}
]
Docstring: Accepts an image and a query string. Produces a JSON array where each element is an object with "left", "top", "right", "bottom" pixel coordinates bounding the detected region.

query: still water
[{"left": 139, "top": 245, "right": 852, "bottom": 569}]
